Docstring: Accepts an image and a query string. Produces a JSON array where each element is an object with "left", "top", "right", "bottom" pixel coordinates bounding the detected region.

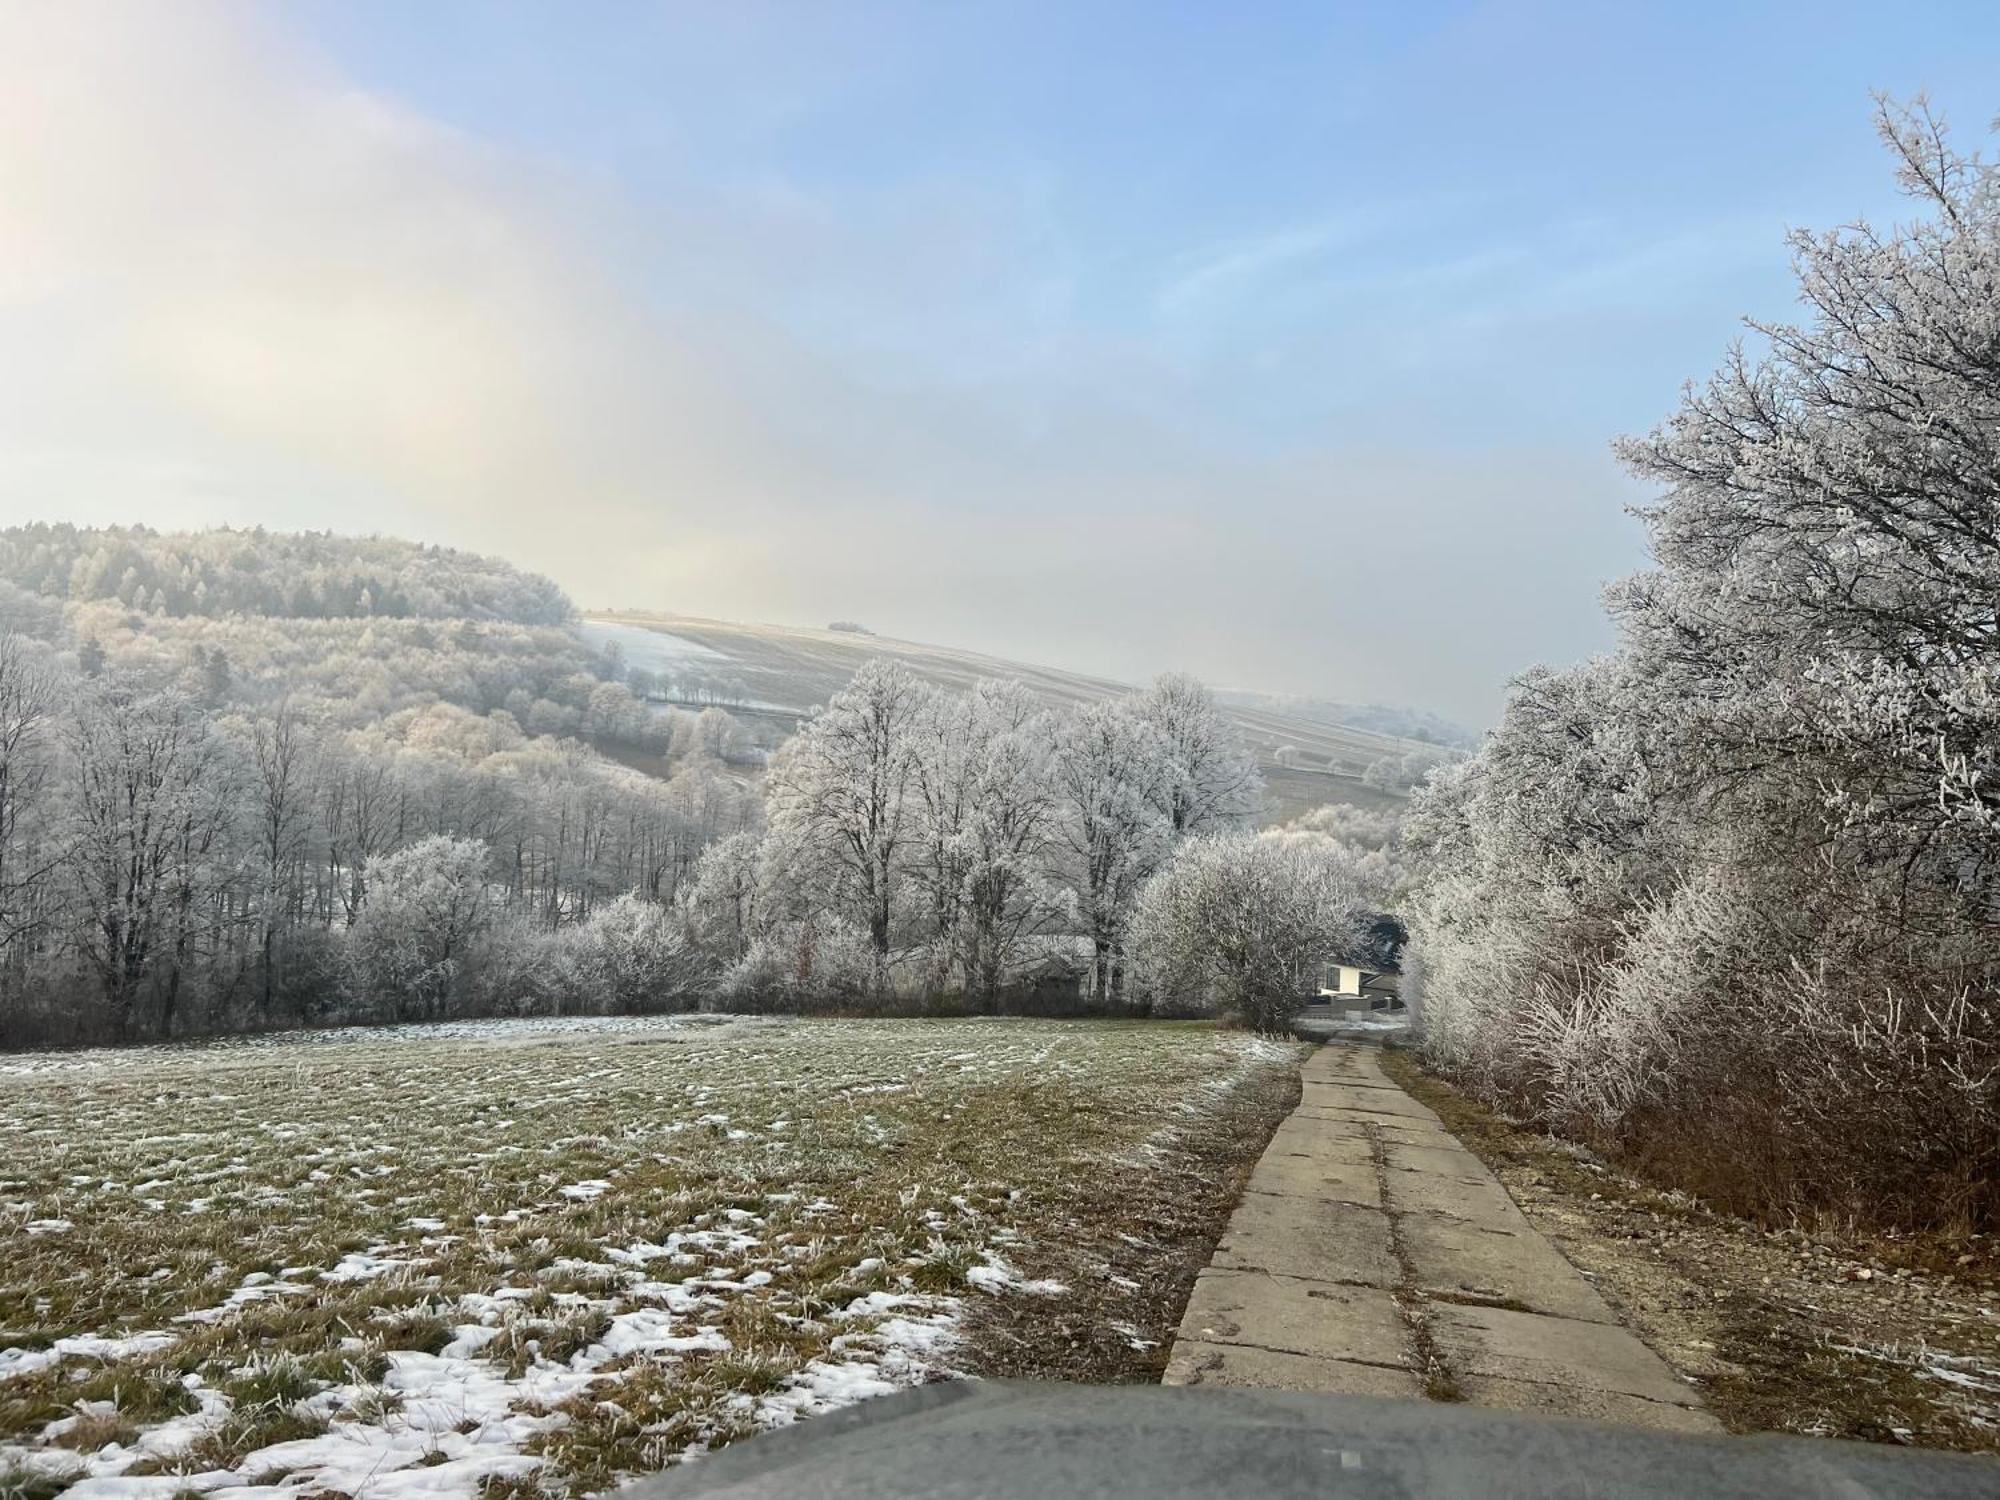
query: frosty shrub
[
  {"left": 716, "top": 917, "right": 879, "bottom": 1012},
  {"left": 349, "top": 835, "right": 494, "bottom": 1021},
  {"left": 1516, "top": 862, "right": 1749, "bottom": 1131},
  {"left": 560, "top": 893, "right": 704, "bottom": 1014},
  {"left": 1130, "top": 831, "right": 1368, "bottom": 1031}
]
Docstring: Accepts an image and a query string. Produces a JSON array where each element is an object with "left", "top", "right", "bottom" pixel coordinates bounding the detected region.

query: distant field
[
  {"left": 1260, "top": 764, "right": 1408, "bottom": 823},
  {"left": 0, "top": 1017, "right": 1299, "bottom": 1498},
  {"left": 582, "top": 613, "right": 1419, "bottom": 820}
]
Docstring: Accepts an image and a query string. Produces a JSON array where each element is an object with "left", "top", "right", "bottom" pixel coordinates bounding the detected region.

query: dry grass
[
  {"left": 0, "top": 1014, "right": 1302, "bottom": 1497},
  {"left": 1383, "top": 1049, "right": 2000, "bottom": 1452}
]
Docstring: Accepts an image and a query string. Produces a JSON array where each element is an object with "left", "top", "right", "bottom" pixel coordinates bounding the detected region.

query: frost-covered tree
[
  {"left": 902, "top": 679, "right": 1063, "bottom": 1003},
  {"left": 681, "top": 828, "right": 765, "bottom": 963},
  {"left": 245, "top": 705, "right": 323, "bottom": 1016},
  {"left": 349, "top": 835, "right": 493, "bottom": 1020},
  {"left": 906, "top": 687, "right": 981, "bottom": 985},
  {"left": 1610, "top": 100, "right": 2000, "bottom": 883},
  {"left": 765, "top": 659, "right": 928, "bottom": 977},
  {"left": 1049, "top": 700, "right": 1170, "bottom": 1004},
  {"left": 0, "top": 637, "right": 61, "bottom": 954},
  {"left": 1134, "top": 672, "right": 1263, "bottom": 835},
  {"left": 1130, "top": 831, "right": 1367, "bottom": 1032},
  {"left": 955, "top": 681, "right": 1062, "bottom": 1006},
  {"left": 66, "top": 688, "right": 239, "bottom": 1037}
]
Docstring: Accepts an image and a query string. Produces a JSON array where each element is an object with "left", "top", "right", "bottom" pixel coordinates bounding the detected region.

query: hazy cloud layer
[{"left": 5, "top": 2, "right": 1908, "bottom": 722}]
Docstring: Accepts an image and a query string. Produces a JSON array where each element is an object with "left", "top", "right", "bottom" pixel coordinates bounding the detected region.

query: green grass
[{"left": 0, "top": 1015, "right": 1301, "bottom": 1496}]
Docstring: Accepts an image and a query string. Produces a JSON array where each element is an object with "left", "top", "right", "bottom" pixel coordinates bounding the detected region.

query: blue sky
[
  {"left": 294, "top": 1, "right": 1992, "bottom": 441},
  {"left": 4, "top": 2, "right": 1998, "bottom": 720}
]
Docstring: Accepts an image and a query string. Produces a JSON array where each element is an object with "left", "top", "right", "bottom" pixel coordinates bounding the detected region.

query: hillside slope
[
  {"left": 0, "top": 523, "right": 573, "bottom": 624},
  {"left": 583, "top": 612, "right": 1419, "bottom": 819}
]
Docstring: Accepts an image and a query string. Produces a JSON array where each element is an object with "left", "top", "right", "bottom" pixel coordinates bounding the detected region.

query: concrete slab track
[{"left": 1163, "top": 1043, "right": 1717, "bottom": 1433}]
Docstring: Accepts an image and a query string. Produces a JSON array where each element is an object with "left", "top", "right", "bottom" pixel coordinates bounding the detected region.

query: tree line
[
  {"left": 0, "top": 524, "right": 574, "bottom": 624},
  {"left": 1404, "top": 101, "right": 2000, "bottom": 1236},
  {"left": 0, "top": 622, "right": 1405, "bottom": 1045},
  {"left": 0, "top": 633, "right": 756, "bottom": 1047}
]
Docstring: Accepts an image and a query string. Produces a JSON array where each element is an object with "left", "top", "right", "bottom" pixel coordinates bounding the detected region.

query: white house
[
  {"left": 1322, "top": 962, "right": 1367, "bottom": 998},
  {"left": 1312, "top": 959, "right": 1403, "bottom": 1014}
]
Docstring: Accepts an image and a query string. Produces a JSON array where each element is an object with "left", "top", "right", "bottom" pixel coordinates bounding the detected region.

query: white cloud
[
  {"left": 1157, "top": 218, "right": 1372, "bottom": 320},
  {"left": 0, "top": 1, "right": 1644, "bottom": 723}
]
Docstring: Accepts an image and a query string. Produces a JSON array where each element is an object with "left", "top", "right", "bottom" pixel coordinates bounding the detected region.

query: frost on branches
[
  {"left": 1128, "top": 830, "right": 1371, "bottom": 1032},
  {"left": 1405, "top": 99, "right": 2000, "bottom": 1233},
  {"left": 710, "top": 665, "right": 1265, "bottom": 1010}
]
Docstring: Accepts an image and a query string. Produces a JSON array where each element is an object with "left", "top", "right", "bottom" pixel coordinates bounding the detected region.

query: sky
[{"left": 2, "top": 3, "right": 1997, "bottom": 724}]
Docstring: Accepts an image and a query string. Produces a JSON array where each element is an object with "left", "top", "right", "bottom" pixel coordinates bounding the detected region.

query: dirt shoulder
[
  {"left": 1380, "top": 1049, "right": 2000, "bottom": 1453},
  {"left": 963, "top": 1042, "right": 1304, "bottom": 1386}
]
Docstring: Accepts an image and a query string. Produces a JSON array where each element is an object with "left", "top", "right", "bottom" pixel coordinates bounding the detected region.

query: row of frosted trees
[
  {"left": 682, "top": 662, "right": 1267, "bottom": 1011},
  {"left": 0, "top": 634, "right": 754, "bottom": 1046},
  {"left": 0, "top": 633, "right": 1288, "bottom": 1043},
  {"left": 1404, "top": 102, "right": 2000, "bottom": 1234}
]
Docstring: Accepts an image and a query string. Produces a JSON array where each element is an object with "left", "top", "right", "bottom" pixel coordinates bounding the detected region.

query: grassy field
[
  {"left": 581, "top": 614, "right": 1430, "bottom": 782},
  {"left": 0, "top": 1016, "right": 1301, "bottom": 1499}
]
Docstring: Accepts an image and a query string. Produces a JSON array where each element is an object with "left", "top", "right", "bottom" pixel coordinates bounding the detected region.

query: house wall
[{"left": 1319, "top": 965, "right": 1363, "bottom": 998}]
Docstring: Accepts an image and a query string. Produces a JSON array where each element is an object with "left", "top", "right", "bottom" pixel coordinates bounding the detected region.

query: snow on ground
[
  {"left": 0, "top": 1016, "right": 1296, "bottom": 1498},
  {"left": 574, "top": 620, "right": 795, "bottom": 712},
  {"left": 1292, "top": 1013, "right": 1410, "bottom": 1043},
  {"left": 0, "top": 1014, "right": 759, "bottom": 1079},
  {"left": 576, "top": 620, "right": 727, "bottom": 671}
]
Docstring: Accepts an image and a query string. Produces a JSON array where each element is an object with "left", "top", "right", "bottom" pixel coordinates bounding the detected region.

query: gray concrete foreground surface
[
  {"left": 1163, "top": 1042, "right": 1718, "bottom": 1431},
  {"left": 633, "top": 1379, "right": 2000, "bottom": 1499}
]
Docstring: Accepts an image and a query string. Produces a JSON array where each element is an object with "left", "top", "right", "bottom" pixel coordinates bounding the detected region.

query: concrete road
[
  {"left": 632, "top": 1041, "right": 2000, "bottom": 1498},
  {"left": 1163, "top": 1042, "right": 1716, "bottom": 1431}
]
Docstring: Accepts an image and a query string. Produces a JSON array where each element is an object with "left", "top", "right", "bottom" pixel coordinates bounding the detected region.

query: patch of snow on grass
[
  {"left": 965, "top": 1252, "right": 1067, "bottom": 1297},
  {"left": 321, "top": 1250, "right": 410, "bottom": 1283},
  {"left": 0, "top": 1332, "right": 175, "bottom": 1382},
  {"left": 594, "top": 1310, "right": 731, "bottom": 1359}
]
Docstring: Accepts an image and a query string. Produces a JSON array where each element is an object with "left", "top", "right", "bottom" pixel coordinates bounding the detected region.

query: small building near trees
[
  {"left": 1310, "top": 912, "right": 1407, "bottom": 1016},
  {"left": 1314, "top": 959, "right": 1403, "bottom": 1012}
]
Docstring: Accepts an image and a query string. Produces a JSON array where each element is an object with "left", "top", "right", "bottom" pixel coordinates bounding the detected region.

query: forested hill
[
  {"left": 0, "top": 525, "right": 759, "bottom": 1048},
  {"left": 0, "top": 524, "right": 574, "bottom": 624},
  {"left": 0, "top": 522, "right": 1413, "bottom": 1049},
  {"left": 0, "top": 525, "right": 700, "bottom": 753}
]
